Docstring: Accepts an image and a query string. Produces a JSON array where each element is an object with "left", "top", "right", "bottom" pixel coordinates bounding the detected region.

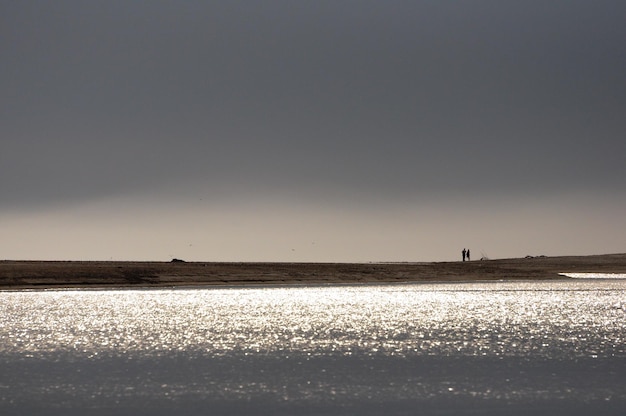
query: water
[
  {"left": 1, "top": 278, "right": 625, "bottom": 415},
  {"left": 562, "top": 272, "right": 626, "bottom": 279}
]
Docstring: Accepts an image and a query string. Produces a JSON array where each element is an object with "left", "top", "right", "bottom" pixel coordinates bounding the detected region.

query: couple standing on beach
[{"left": 462, "top": 248, "right": 471, "bottom": 262}]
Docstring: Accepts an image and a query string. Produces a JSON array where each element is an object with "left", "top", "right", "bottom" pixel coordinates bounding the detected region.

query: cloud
[{"left": 1, "top": 1, "right": 625, "bottom": 260}]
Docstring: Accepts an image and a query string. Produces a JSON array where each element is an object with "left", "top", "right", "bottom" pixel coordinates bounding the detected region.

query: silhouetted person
[
  {"left": 462, "top": 248, "right": 466, "bottom": 262},
  {"left": 466, "top": 249, "right": 470, "bottom": 261}
]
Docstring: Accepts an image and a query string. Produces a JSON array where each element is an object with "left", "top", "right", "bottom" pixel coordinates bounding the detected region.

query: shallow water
[
  {"left": 561, "top": 272, "right": 626, "bottom": 279},
  {"left": 1, "top": 279, "right": 625, "bottom": 415}
]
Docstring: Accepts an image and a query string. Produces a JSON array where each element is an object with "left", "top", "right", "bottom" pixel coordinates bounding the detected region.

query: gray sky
[{"left": 2, "top": 1, "right": 625, "bottom": 262}]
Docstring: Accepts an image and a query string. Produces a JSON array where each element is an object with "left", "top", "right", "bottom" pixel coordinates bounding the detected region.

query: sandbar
[{"left": 1, "top": 253, "right": 625, "bottom": 290}]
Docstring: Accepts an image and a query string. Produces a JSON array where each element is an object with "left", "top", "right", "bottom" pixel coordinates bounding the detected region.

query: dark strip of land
[{"left": 1, "top": 254, "right": 625, "bottom": 290}]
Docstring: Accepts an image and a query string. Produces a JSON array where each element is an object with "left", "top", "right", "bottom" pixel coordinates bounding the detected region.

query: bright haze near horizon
[{"left": 1, "top": 1, "right": 625, "bottom": 263}]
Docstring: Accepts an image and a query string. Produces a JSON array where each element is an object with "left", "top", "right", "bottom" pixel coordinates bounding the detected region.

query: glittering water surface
[{"left": 1, "top": 279, "right": 625, "bottom": 415}]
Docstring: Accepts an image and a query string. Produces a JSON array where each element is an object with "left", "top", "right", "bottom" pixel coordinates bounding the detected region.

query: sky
[{"left": 1, "top": 0, "right": 625, "bottom": 262}]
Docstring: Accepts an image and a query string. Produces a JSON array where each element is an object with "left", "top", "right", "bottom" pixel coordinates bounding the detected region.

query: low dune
[{"left": 1, "top": 253, "right": 625, "bottom": 290}]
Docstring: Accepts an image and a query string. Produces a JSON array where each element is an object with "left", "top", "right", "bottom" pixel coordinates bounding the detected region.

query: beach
[
  {"left": 1, "top": 253, "right": 625, "bottom": 290},
  {"left": 2, "top": 255, "right": 626, "bottom": 415}
]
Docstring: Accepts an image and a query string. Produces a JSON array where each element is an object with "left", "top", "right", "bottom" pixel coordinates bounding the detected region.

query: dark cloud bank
[{"left": 1, "top": 1, "right": 625, "bottom": 260}]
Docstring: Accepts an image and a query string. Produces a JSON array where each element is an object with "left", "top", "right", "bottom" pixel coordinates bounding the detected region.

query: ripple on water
[
  {"left": 0, "top": 280, "right": 624, "bottom": 359},
  {"left": 1, "top": 280, "right": 625, "bottom": 415}
]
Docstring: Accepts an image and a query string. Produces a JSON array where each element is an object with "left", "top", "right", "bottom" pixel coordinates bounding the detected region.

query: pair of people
[{"left": 462, "top": 248, "right": 471, "bottom": 262}]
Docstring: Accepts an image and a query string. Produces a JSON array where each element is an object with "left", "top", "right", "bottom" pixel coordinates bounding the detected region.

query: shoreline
[{"left": 1, "top": 253, "right": 625, "bottom": 290}]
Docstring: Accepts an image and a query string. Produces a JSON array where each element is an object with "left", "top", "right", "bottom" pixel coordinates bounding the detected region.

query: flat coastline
[{"left": 1, "top": 253, "right": 625, "bottom": 290}]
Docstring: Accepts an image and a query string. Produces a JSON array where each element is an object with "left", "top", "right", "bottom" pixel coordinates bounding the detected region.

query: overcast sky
[{"left": 2, "top": 1, "right": 625, "bottom": 262}]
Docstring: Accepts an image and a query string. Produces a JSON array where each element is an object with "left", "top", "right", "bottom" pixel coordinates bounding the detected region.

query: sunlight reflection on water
[
  {"left": 561, "top": 273, "right": 626, "bottom": 279},
  {"left": 1, "top": 280, "right": 625, "bottom": 415}
]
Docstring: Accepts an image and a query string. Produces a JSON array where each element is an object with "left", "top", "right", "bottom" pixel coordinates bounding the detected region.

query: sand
[{"left": 1, "top": 253, "right": 625, "bottom": 290}]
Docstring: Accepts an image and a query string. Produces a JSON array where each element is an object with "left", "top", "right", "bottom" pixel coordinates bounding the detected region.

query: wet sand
[{"left": 1, "top": 253, "right": 625, "bottom": 290}]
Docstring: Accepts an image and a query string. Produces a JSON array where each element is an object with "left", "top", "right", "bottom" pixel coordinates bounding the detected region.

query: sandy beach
[{"left": 0, "top": 253, "right": 624, "bottom": 290}]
